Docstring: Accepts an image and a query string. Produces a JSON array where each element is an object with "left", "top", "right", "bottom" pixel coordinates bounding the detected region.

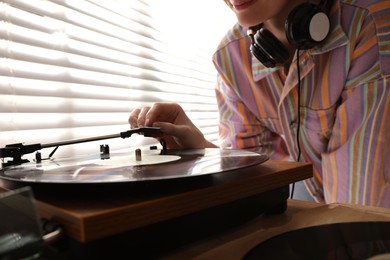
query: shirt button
[{"left": 290, "top": 121, "right": 297, "bottom": 129}]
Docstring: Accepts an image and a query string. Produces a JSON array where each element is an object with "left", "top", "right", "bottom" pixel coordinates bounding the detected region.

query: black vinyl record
[
  {"left": 0, "top": 148, "right": 268, "bottom": 184},
  {"left": 244, "top": 221, "right": 390, "bottom": 260}
]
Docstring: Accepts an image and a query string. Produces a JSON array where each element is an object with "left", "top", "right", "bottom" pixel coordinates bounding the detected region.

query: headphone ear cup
[
  {"left": 250, "top": 28, "right": 290, "bottom": 68},
  {"left": 286, "top": 3, "right": 330, "bottom": 49}
]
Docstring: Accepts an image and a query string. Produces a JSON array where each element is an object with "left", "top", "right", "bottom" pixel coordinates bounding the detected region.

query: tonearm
[{"left": 0, "top": 127, "right": 163, "bottom": 168}]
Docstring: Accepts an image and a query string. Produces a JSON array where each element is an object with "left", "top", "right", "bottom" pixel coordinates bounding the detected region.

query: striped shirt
[{"left": 212, "top": 0, "right": 390, "bottom": 207}]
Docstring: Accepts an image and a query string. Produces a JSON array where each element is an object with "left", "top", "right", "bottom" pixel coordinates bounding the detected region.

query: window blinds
[{"left": 0, "top": 0, "right": 225, "bottom": 160}]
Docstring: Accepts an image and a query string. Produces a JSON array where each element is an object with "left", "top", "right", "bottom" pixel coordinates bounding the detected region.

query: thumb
[{"left": 152, "top": 122, "right": 177, "bottom": 135}]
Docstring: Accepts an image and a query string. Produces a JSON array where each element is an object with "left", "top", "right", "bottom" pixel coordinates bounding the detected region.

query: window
[{"left": 0, "top": 0, "right": 235, "bottom": 161}]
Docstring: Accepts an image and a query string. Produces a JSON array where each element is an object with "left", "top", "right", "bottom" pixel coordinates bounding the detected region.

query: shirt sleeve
[{"left": 215, "top": 75, "right": 290, "bottom": 160}]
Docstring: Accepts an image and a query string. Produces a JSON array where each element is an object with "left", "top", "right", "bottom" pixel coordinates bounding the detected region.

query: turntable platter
[{"left": 0, "top": 148, "right": 268, "bottom": 184}]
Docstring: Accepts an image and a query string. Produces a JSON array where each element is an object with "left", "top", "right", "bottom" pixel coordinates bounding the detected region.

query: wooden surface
[
  {"left": 165, "top": 200, "right": 390, "bottom": 260},
  {"left": 162, "top": 199, "right": 323, "bottom": 259},
  {"left": 1, "top": 159, "right": 313, "bottom": 243}
]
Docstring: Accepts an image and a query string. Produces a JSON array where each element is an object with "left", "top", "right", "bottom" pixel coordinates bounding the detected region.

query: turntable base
[{"left": 23, "top": 160, "right": 311, "bottom": 241}]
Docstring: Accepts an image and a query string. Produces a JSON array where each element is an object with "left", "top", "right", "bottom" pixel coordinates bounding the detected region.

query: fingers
[
  {"left": 128, "top": 106, "right": 151, "bottom": 128},
  {"left": 128, "top": 103, "right": 208, "bottom": 149},
  {"left": 128, "top": 108, "right": 139, "bottom": 128},
  {"left": 154, "top": 122, "right": 207, "bottom": 149},
  {"left": 146, "top": 103, "right": 180, "bottom": 123},
  {"left": 138, "top": 106, "right": 151, "bottom": 126},
  {"left": 129, "top": 103, "right": 175, "bottom": 128},
  {"left": 155, "top": 121, "right": 186, "bottom": 138}
]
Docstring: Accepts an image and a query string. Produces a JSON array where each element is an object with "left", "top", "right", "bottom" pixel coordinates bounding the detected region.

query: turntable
[
  {"left": 0, "top": 127, "right": 276, "bottom": 198},
  {"left": 0, "top": 127, "right": 313, "bottom": 259},
  {"left": 0, "top": 127, "right": 268, "bottom": 186}
]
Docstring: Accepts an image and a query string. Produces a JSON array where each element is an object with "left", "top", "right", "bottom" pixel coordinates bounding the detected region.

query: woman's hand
[{"left": 128, "top": 103, "right": 216, "bottom": 149}]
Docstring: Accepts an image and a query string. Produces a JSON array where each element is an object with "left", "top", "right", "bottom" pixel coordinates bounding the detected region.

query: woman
[{"left": 129, "top": 0, "right": 390, "bottom": 207}]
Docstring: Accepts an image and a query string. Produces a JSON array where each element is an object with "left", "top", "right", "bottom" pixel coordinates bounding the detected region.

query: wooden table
[
  {"left": 163, "top": 199, "right": 323, "bottom": 259},
  {"left": 167, "top": 200, "right": 390, "bottom": 260},
  {"left": 1, "top": 159, "right": 313, "bottom": 259}
]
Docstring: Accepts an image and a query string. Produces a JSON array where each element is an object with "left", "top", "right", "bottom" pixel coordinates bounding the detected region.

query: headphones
[{"left": 248, "top": 0, "right": 332, "bottom": 68}]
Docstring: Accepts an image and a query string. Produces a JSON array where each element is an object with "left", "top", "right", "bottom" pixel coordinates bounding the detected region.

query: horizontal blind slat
[
  {"left": 0, "top": 77, "right": 217, "bottom": 101},
  {"left": 0, "top": 111, "right": 218, "bottom": 131},
  {"left": 0, "top": 94, "right": 219, "bottom": 114}
]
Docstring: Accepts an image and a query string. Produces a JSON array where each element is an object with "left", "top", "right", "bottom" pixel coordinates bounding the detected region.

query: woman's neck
[{"left": 263, "top": 0, "right": 307, "bottom": 51}]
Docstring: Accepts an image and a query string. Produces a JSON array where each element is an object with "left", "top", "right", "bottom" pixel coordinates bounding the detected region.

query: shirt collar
[{"left": 252, "top": 0, "right": 349, "bottom": 82}]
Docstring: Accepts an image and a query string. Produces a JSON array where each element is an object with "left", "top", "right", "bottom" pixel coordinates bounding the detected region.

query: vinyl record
[
  {"left": 244, "top": 222, "right": 390, "bottom": 260},
  {"left": 0, "top": 148, "right": 268, "bottom": 184}
]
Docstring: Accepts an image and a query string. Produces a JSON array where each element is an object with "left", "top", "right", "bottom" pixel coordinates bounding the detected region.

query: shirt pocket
[
  {"left": 300, "top": 104, "right": 338, "bottom": 153},
  {"left": 256, "top": 117, "right": 283, "bottom": 136}
]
